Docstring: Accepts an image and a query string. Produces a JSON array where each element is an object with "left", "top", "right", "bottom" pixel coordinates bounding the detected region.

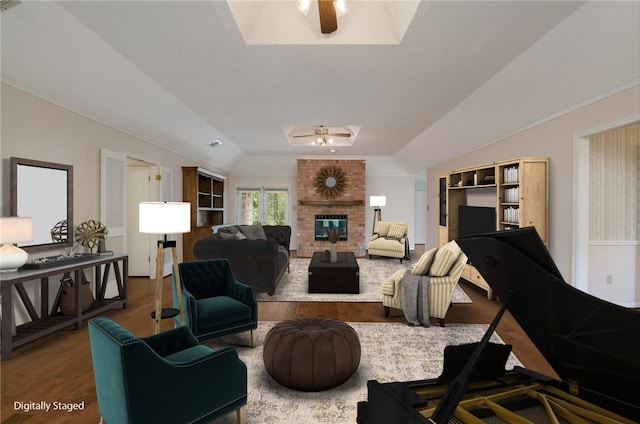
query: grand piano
[{"left": 357, "top": 227, "right": 640, "bottom": 423}]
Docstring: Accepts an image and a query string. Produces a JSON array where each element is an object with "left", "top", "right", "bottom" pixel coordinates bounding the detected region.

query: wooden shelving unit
[
  {"left": 438, "top": 157, "right": 548, "bottom": 298},
  {"left": 182, "top": 167, "right": 226, "bottom": 262}
]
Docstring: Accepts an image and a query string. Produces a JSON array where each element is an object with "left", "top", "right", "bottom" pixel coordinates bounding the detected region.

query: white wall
[
  {"left": 366, "top": 175, "right": 416, "bottom": 250},
  {"left": 414, "top": 188, "right": 426, "bottom": 244},
  {"left": 589, "top": 242, "right": 639, "bottom": 307}
]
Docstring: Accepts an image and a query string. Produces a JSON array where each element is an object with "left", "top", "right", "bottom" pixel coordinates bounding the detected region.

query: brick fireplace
[{"left": 297, "top": 159, "right": 366, "bottom": 257}]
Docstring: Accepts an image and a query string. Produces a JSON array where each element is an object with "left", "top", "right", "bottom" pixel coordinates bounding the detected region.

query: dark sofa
[{"left": 193, "top": 225, "right": 291, "bottom": 295}]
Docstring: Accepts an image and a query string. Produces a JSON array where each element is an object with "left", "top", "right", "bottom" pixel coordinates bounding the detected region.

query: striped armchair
[
  {"left": 381, "top": 240, "right": 467, "bottom": 327},
  {"left": 367, "top": 221, "right": 410, "bottom": 263}
]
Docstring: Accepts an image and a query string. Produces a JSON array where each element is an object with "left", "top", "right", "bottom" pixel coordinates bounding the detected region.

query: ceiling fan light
[
  {"left": 328, "top": 138, "right": 334, "bottom": 144},
  {"left": 297, "top": 0, "right": 312, "bottom": 15}
]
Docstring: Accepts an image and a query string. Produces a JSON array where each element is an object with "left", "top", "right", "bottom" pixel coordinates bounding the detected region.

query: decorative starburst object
[
  {"left": 314, "top": 165, "right": 348, "bottom": 199},
  {"left": 75, "top": 220, "right": 108, "bottom": 252}
]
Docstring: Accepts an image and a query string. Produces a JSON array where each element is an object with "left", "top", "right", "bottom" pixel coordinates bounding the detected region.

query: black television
[{"left": 458, "top": 206, "right": 496, "bottom": 238}]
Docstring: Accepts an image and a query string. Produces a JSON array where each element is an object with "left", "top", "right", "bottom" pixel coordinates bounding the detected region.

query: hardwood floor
[{"left": 0, "top": 274, "right": 555, "bottom": 423}]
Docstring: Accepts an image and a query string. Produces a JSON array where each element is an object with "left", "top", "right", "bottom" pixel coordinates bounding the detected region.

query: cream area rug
[
  {"left": 209, "top": 321, "right": 521, "bottom": 424},
  {"left": 256, "top": 257, "right": 472, "bottom": 303}
]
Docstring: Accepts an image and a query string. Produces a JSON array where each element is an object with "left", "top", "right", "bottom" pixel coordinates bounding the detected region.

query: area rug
[
  {"left": 256, "top": 257, "right": 472, "bottom": 303},
  {"left": 209, "top": 321, "right": 521, "bottom": 424}
]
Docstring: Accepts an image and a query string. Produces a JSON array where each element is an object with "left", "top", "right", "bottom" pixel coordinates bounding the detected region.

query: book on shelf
[
  {"left": 503, "top": 166, "right": 519, "bottom": 184},
  {"left": 503, "top": 206, "right": 519, "bottom": 224},
  {"left": 504, "top": 187, "right": 519, "bottom": 203}
]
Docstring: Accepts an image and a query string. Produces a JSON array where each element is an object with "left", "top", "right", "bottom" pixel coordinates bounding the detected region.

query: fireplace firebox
[{"left": 315, "top": 214, "right": 347, "bottom": 241}]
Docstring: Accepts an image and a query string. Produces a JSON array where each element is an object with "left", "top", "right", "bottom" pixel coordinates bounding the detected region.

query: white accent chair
[
  {"left": 381, "top": 240, "right": 468, "bottom": 327},
  {"left": 367, "top": 221, "right": 410, "bottom": 263}
]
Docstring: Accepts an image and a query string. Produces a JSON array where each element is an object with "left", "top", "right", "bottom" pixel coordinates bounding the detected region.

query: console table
[{"left": 0, "top": 254, "right": 128, "bottom": 360}]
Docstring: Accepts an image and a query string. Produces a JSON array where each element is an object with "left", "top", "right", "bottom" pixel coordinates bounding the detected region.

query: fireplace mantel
[{"left": 299, "top": 200, "right": 364, "bottom": 206}]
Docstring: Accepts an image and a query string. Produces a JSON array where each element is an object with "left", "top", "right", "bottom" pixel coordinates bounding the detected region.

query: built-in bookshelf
[
  {"left": 182, "top": 167, "right": 226, "bottom": 262},
  {"left": 437, "top": 157, "right": 549, "bottom": 298}
]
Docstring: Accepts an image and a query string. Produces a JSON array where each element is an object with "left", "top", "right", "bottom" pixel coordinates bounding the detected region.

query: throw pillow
[
  {"left": 375, "top": 221, "right": 390, "bottom": 237},
  {"left": 238, "top": 225, "right": 267, "bottom": 240},
  {"left": 411, "top": 248, "right": 437, "bottom": 275},
  {"left": 387, "top": 223, "right": 406, "bottom": 239},
  {"left": 430, "top": 240, "right": 462, "bottom": 277},
  {"left": 219, "top": 232, "right": 236, "bottom": 240},
  {"left": 234, "top": 232, "right": 247, "bottom": 240},
  {"left": 218, "top": 226, "right": 239, "bottom": 235}
]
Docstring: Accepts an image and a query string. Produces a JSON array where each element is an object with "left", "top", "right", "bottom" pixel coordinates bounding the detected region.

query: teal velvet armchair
[
  {"left": 88, "top": 317, "right": 247, "bottom": 424},
  {"left": 173, "top": 259, "right": 258, "bottom": 347}
]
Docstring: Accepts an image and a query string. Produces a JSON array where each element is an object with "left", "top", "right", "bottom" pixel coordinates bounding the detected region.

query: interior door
[{"left": 126, "top": 160, "right": 156, "bottom": 276}]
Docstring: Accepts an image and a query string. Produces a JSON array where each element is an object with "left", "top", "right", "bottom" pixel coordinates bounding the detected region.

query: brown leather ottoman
[{"left": 263, "top": 317, "right": 361, "bottom": 391}]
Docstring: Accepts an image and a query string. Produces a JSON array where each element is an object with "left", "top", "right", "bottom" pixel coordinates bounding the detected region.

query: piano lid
[{"left": 456, "top": 227, "right": 640, "bottom": 407}]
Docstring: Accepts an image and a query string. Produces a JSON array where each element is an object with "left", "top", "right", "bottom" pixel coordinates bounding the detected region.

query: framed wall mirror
[{"left": 10, "top": 157, "right": 74, "bottom": 253}]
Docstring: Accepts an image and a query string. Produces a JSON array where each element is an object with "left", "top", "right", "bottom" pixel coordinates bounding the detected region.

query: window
[{"left": 237, "top": 188, "right": 289, "bottom": 225}]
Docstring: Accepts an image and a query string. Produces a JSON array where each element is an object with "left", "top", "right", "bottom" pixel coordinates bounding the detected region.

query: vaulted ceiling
[{"left": 2, "top": 1, "right": 638, "bottom": 176}]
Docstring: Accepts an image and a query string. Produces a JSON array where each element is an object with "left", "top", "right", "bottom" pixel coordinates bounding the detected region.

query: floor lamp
[
  {"left": 370, "top": 195, "right": 386, "bottom": 236},
  {"left": 139, "top": 202, "right": 191, "bottom": 335}
]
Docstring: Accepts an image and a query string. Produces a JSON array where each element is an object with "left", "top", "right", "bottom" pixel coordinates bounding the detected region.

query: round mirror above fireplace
[{"left": 314, "top": 165, "right": 347, "bottom": 199}]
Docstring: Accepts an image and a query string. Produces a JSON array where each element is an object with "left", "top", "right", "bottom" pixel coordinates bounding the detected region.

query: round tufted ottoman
[{"left": 263, "top": 317, "right": 361, "bottom": 391}]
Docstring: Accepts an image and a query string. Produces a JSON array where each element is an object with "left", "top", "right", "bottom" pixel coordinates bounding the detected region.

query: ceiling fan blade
[
  {"left": 318, "top": 0, "right": 337, "bottom": 34},
  {"left": 291, "top": 134, "right": 315, "bottom": 138},
  {"left": 327, "top": 132, "right": 352, "bottom": 137}
]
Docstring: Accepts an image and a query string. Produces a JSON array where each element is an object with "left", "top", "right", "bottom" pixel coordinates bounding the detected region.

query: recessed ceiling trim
[{"left": 226, "top": 1, "right": 420, "bottom": 45}]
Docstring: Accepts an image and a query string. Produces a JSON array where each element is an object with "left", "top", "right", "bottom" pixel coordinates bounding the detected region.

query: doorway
[
  {"left": 574, "top": 120, "right": 639, "bottom": 307},
  {"left": 127, "top": 158, "right": 157, "bottom": 276},
  {"left": 101, "top": 150, "right": 175, "bottom": 279}
]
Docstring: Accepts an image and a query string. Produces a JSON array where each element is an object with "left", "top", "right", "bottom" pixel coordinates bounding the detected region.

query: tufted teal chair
[
  {"left": 173, "top": 259, "right": 258, "bottom": 347},
  {"left": 88, "top": 317, "right": 248, "bottom": 424}
]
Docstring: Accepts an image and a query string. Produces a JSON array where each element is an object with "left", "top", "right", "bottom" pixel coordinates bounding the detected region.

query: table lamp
[
  {"left": 369, "top": 195, "right": 386, "bottom": 236},
  {"left": 139, "top": 202, "right": 190, "bottom": 334},
  {"left": 0, "top": 217, "right": 33, "bottom": 271}
]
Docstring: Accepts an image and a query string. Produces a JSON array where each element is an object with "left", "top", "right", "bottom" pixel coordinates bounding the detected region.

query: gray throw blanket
[{"left": 401, "top": 272, "right": 430, "bottom": 327}]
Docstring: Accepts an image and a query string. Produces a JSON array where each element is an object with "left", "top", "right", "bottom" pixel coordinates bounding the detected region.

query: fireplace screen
[{"left": 315, "top": 214, "right": 347, "bottom": 241}]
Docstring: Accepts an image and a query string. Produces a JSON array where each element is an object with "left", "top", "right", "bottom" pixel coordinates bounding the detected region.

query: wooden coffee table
[{"left": 308, "top": 251, "right": 359, "bottom": 294}]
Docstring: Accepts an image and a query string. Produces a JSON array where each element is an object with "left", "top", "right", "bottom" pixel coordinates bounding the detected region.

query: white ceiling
[{"left": 1, "top": 1, "right": 639, "bottom": 177}]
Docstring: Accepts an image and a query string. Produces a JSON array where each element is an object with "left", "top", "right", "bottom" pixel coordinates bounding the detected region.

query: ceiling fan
[
  {"left": 297, "top": 0, "right": 348, "bottom": 34},
  {"left": 292, "top": 126, "right": 352, "bottom": 146}
]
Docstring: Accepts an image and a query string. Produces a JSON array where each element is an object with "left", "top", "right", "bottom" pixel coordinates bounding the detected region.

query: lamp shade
[
  {"left": 0, "top": 217, "right": 32, "bottom": 270},
  {"left": 0, "top": 217, "right": 33, "bottom": 243},
  {"left": 139, "top": 202, "right": 190, "bottom": 234},
  {"left": 369, "top": 196, "right": 386, "bottom": 207}
]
